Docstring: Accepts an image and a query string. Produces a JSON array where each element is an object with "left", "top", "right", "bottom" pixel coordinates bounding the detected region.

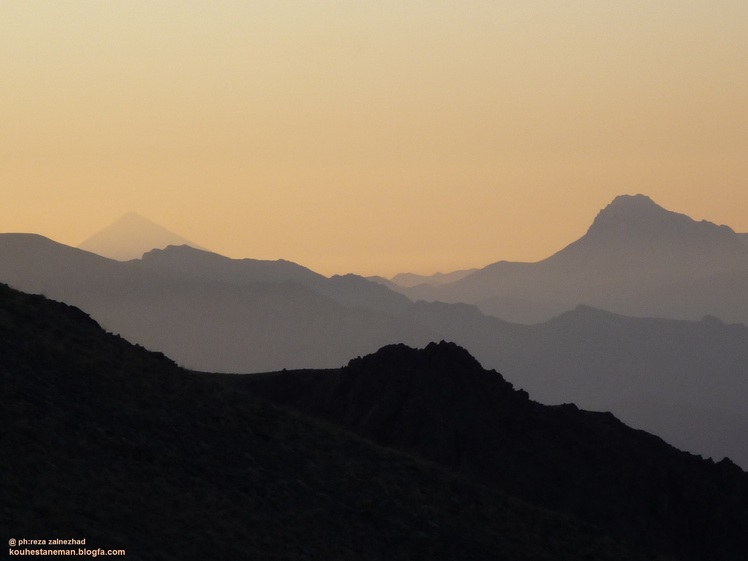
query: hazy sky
[{"left": 2, "top": 2, "right": 747, "bottom": 276}]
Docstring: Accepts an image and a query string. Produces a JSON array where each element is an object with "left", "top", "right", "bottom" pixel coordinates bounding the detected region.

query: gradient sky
[{"left": 2, "top": 2, "right": 747, "bottom": 277}]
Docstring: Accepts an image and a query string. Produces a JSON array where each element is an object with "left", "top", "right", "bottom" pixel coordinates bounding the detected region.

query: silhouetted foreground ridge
[
  {"left": 246, "top": 341, "right": 748, "bottom": 561},
  {"left": 1, "top": 283, "right": 642, "bottom": 560}
]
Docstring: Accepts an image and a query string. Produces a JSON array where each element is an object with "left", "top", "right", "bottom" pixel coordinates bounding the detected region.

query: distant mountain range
[
  {"left": 387, "top": 194, "right": 748, "bottom": 324},
  {"left": 78, "top": 212, "right": 205, "bottom": 260},
  {"left": 0, "top": 234, "right": 433, "bottom": 372},
  {"left": 4, "top": 283, "right": 746, "bottom": 560},
  {"left": 2, "top": 194, "right": 748, "bottom": 469},
  {"left": 372, "top": 268, "right": 478, "bottom": 288}
]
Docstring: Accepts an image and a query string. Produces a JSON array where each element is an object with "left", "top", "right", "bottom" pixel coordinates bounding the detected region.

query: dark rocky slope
[
  {"left": 1, "top": 283, "right": 641, "bottom": 561},
  {"left": 245, "top": 342, "right": 748, "bottom": 561}
]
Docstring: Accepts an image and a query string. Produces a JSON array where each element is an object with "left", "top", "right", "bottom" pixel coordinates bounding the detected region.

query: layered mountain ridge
[
  {"left": 4, "top": 282, "right": 747, "bottom": 560},
  {"left": 392, "top": 194, "right": 748, "bottom": 324},
  {"left": 4, "top": 283, "right": 647, "bottom": 560},
  {"left": 2, "top": 194, "right": 748, "bottom": 468}
]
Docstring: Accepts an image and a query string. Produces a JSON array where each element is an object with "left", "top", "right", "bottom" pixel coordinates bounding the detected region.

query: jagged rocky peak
[
  {"left": 591, "top": 194, "right": 684, "bottom": 230},
  {"left": 347, "top": 341, "right": 484, "bottom": 373},
  {"left": 343, "top": 341, "right": 519, "bottom": 398},
  {"left": 604, "top": 193, "right": 659, "bottom": 211},
  {"left": 585, "top": 194, "right": 736, "bottom": 245}
]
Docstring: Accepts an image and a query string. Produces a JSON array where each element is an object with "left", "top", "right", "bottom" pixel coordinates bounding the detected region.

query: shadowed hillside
[
  {"left": 245, "top": 342, "right": 748, "bottom": 561},
  {"left": 1, "top": 284, "right": 644, "bottom": 561}
]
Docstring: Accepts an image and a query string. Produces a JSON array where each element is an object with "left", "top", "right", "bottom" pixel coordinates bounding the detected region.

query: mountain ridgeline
[
  {"left": 391, "top": 194, "right": 748, "bottom": 324},
  {"left": 1, "top": 194, "right": 748, "bottom": 470},
  {"left": 0, "top": 234, "right": 435, "bottom": 372},
  {"left": 2, "top": 282, "right": 647, "bottom": 560}
]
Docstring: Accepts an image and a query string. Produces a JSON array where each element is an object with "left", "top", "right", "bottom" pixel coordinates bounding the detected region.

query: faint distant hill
[
  {"left": 390, "top": 194, "right": 748, "bottom": 324},
  {"left": 78, "top": 212, "right": 205, "bottom": 260},
  {"left": 245, "top": 341, "right": 748, "bottom": 561},
  {"left": 389, "top": 269, "right": 478, "bottom": 288},
  {"left": 366, "top": 269, "right": 478, "bottom": 294}
]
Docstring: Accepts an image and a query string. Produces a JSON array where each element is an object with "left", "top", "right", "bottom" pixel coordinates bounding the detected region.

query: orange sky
[{"left": 2, "top": 2, "right": 747, "bottom": 277}]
